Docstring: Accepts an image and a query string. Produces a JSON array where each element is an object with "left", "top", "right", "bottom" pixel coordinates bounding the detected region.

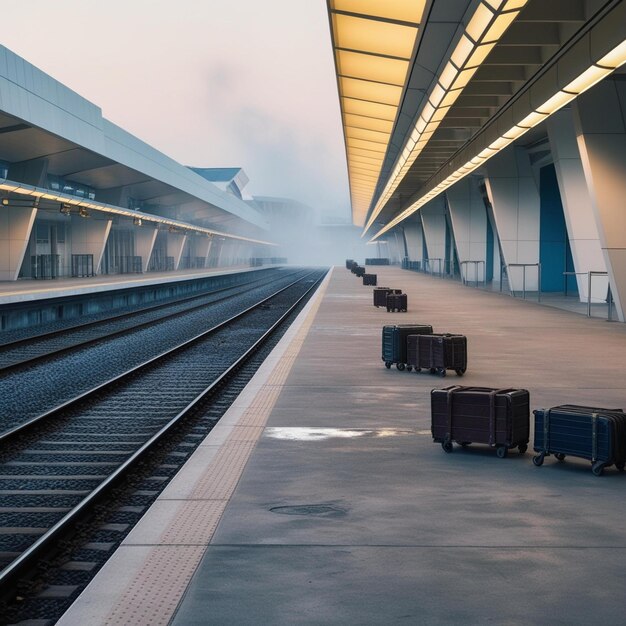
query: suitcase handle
[{"left": 444, "top": 385, "right": 465, "bottom": 443}]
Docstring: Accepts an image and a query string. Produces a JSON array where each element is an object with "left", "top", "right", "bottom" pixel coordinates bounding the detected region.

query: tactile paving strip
[{"left": 98, "top": 271, "right": 332, "bottom": 626}]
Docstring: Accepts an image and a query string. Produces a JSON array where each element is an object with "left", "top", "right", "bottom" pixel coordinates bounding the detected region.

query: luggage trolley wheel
[
  {"left": 496, "top": 445, "right": 508, "bottom": 459},
  {"left": 429, "top": 368, "right": 437, "bottom": 374},
  {"left": 414, "top": 367, "right": 421, "bottom": 373},
  {"left": 455, "top": 368, "right": 466, "bottom": 376},
  {"left": 437, "top": 367, "right": 447, "bottom": 378},
  {"left": 518, "top": 443, "right": 528, "bottom": 454},
  {"left": 385, "top": 362, "right": 392, "bottom": 369},
  {"left": 591, "top": 461, "right": 605, "bottom": 477},
  {"left": 441, "top": 440, "right": 454, "bottom": 454},
  {"left": 555, "top": 452, "right": 566, "bottom": 462},
  {"left": 532, "top": 453, "right": 545, "bottom": 467},
  {"left": 406, "top": 365, "right": 413, "bottom": 372},
  {"left": 396, "top": 363, "right": 406, "bottom": 371}
]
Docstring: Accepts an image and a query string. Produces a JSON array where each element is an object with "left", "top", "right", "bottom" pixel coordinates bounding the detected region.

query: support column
[
  {"left": 446, "top": 176, "right": 487, "bottom": 283},
  {"left": 134, "top": 226, "right": 158, "bottom": 274},
  {"left": 70, "top": 216, "right": 112, "bottom": 274},
  {"left": 484, "top": 146, "right": 540, "bottom": 291},
  {"left": 547, "top": 108, "right": 607, "bottom": 302},
  {"left": 420, "top": 196, "right": 447, "bottom": 274},
  {"left": 574, "top": 79, "right": 626, "bottom": 322},
  {"left": 191, "top": 236, "right": 212, "bottom": 269},
  {"left": 0, "top": 206, "right": 37, "bottom": 281},
  {"left": 404, "top": 220, "right": 424, "bottom": 262},
  {"left": 167, "top": 233, "right": 187, "bottom": 271}
]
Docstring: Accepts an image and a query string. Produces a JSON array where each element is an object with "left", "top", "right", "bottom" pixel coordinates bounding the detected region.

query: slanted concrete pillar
[
  {"left": 134, "top": 226, "right": 158, "bottom": 273},
  {"left": 484, "top": 146, "right": 540, "bottom": 291},
  {"left": 446, "top": 176, "right": 487, "bottom": 283},
  {"left": 71, "top": 216, "right": 112, "bottom": 274},
  {"left": 574, "top": 79, "right": 626, "bottom": 321},
  {"left": 420, "top": 196, "right": 447, "bottom": 274},
  {"left": 404, "top": 220, "right": 424, "bottom": 262},
  {"left": 167, "top": 233, "right": 187, "bottom": 270},
  {"left": 547, "top": 108, "right": 607, "bottom": 303},
  {"left": 190, "top": 236, "right": 212, "bottom": 269},
  {"left": 0, "top": 206, "right": 37, "bottom": 281}
]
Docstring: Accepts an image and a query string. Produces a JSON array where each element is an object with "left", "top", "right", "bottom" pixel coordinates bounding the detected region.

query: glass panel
[
  {"left": 336, "top": 49, "right": 409, "bottom": 85},
  {"left": 331, "top": 0, "right": 426, "bottom": 24},
  {"left": 333, "top": 13, "right": 417, "bottom": 59},
  {"left": 346, "top": 126, "right": 390, "bottom": 143},
  {"left": 342, "top": 97, "right": 397, "bottom": 121},
  {"left": 340, "top": 76, "right": 402, "bottom": 106}
]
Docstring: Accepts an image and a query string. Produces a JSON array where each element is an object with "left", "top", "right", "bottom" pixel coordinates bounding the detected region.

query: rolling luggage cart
[
  {"left": 354, "top": 266, "right": 366, "bottom": 278},
  {"left": 431, "top": 386, "right": 530, "bottom": 457},
  {"left": 532, "top": 405, "right": 626, "bottom": 476},
  {"left": 363, "top": 273, "right": 377, "bottom": 286},
  {"left": 382, "top": 324, "right": 433, "bottom": 371},
  {"left": 408, "top": 333, "right": 467, "bottom": 376},
  {"left": 386, "top": 292, "right": 407, "bottom": 312},
  {"left": 346, "top": 259, "right": 355, "bottom": 270}
]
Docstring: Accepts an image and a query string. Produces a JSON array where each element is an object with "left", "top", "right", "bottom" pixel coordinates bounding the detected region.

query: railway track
[
  {"left": 0, "top": 268, "right": 327, "bottom": 616},
  {"left": 0, "top": 267, "right": 298, "bottom": 372},
  {"left": 0, "top": 268, "right": 310, "bottom": 433}
]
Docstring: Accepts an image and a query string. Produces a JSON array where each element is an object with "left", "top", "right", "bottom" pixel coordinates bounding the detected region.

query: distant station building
[{"left": 0, "top": 46, "right": 275, "bottom": 283}]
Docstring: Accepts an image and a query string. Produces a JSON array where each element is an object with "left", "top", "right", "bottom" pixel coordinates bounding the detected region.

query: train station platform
[
  {"left": 58, "top": 265, "right": 626, "bottom": 625},
  {"left": 0, "top": 265, "right": 275, "bottom": 306}
]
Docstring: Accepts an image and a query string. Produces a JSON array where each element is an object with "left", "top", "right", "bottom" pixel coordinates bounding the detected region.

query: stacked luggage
[
  {"left": 407, "top": 333, "right": 467, "bottom": 377},
  {"left": 363, "top": 273, "right": 377, "bottom": 286},
  {"left": 382, "top": 324, "right": 433, "bottom": 371},
  {"left": 373, "top": 287, "right": 402, "bottom": 308},
  {"left": 386, "top": 292, "right": 407, "bottom": 312},
  {"left": 431, "top": 386, "right": 530, "bottom": 458},
  {"left": 345, "top": 259, "right": 356, "bottom": 270},
  {"left": 532, "top": 405, "right": 626, "bottom": 475}
]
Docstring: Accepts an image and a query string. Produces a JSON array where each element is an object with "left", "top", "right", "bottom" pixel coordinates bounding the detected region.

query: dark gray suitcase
[
  {"left": 408, "top": 333, "right": 467, "bottom": 376},
  {"left": 363, "top": 273, "right": 377, "bottom": 286},
  {"left": 354, "top": 266, "right": 365, "bottom": 277},
  {"left": 374, "top": 288, "right": 401, "bottom": 307},
  {"left": 431, "top": 386, "right": 530, "bottom": 457},
  {"left": 382, "top": 324, "right": 433, "bottom": 371},
  {"left": 533, "top": 405, "right": 626, "bottom": 476},
  {"left": 386, "top": 293, "right": 407, "bottom": 312}
]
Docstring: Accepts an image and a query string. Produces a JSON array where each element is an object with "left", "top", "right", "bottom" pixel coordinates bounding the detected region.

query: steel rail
[
  {"left": 0, "top": 269, "right": 317, "bottom": 443},
  {"left": 0, "top": 268, "right": 326, "bottom": 596},
  {"left": 0, "top": 269, "right": 298, "bottom": 372}
]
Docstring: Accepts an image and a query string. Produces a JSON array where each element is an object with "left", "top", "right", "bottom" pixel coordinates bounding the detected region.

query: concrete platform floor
[
  {"left": 59, "top": 266, "right": 626, "bottom": 625},
  {"left": 0, "top": 264, "right": 269, "bottom": 305}
]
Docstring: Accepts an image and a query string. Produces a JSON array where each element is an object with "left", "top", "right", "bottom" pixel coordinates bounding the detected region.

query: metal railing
[
  {"left": 31, "top": 254, "right": 60, "bottom": 280},
  {"left": 562, "top": 271, "right": 586, "bottom": 297},
  {"left": 587, "top": 271, "right": 614, "bottom": 320},
  {"left": 71, "top": 254, "right": 95, "bottom": 278},
  {"left": 460, "top": 260, "right": 486, "bottom": 288},
  {"left": 507, "top": 263, "right": 541, "bottom": 302}
]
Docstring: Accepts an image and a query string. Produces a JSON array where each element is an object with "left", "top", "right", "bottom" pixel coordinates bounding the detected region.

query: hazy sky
[{"left": 1, "top": 0, "right": 350, "bottom": 218}]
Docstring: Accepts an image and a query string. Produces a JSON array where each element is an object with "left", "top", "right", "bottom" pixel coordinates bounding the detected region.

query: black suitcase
[
  {"left": 386, "top": 292, "right": 407, "bottom": 312},
  {"left": 382, "top": 324, "right": 433, "bottom": 371},
  {"left": 532, "top": 405, "right": 626, "bottom": 476},
  {"left": 363, "top": 273, "right": 377, "bottom": 286},
  {"left": 373, "top": 288, "right": 401, "bottom": 308},
  {"left": 346, "top": 259, "right": 355, "bottom": 270},
  {"left": 354, "top": 266, "right": 365, "bottom": 278},
  {"left": 408, "top": 333, "right": 467, "bottom": 376},
  {"left": 431, "top": 386, "right": 530, "bottom": 457}
]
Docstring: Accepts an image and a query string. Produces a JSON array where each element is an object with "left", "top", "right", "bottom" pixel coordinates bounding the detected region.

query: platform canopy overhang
[{"left": 326, "top": 0, "right": 626, "bottom": 239}]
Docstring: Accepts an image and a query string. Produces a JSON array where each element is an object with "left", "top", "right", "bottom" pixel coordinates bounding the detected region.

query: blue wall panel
[{"left": 540, "top": 164, "right": 576, "bottom": 293}]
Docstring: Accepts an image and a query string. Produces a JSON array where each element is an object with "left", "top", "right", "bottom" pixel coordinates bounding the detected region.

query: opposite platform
[
  {"left": 0, "top": 264, "right": 274, "bottom": 305},
  {"left": 60, "top": 265, "right": 626, "bottom": 625}
]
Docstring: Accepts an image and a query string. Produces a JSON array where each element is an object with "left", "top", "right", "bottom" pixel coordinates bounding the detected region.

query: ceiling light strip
[
  {"left": 328, "top": 0, "right": 426, "bottom": 226},
  {"left": 363, "top": 0, "right": 528, "bottom": 235},
  {"left": 369, "top": 38, "right": 626, "bottom": 241},
  {"left": 0, "top": 180, "right": 277, "bottom": 246}
]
